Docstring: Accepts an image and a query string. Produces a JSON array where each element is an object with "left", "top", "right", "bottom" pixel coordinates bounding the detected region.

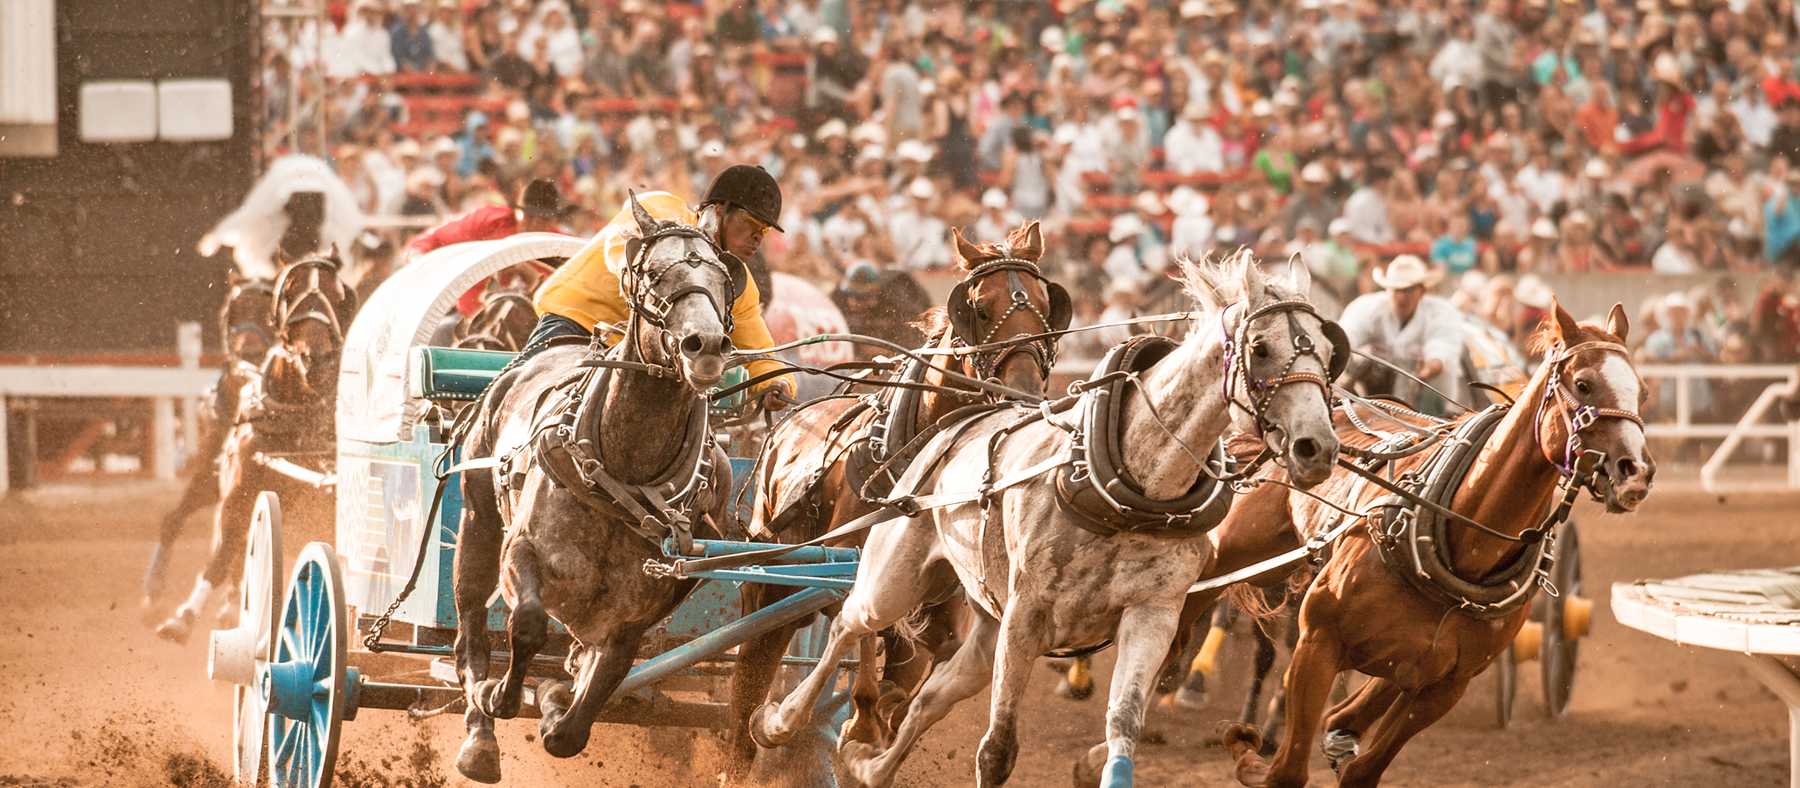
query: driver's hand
[
  {"left": 1418, "top": 358, "right": 1444, "bottom": 381},
  {"left": 760, "top": 387, "right": 795, "bottom": 412}
]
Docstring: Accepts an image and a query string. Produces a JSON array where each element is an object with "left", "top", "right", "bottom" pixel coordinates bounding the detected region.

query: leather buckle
[{"left": 1570, "top": 405, "right": 1598, "bottom": 432}]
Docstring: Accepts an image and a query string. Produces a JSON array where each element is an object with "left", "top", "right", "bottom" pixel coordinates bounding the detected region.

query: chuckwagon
[{"left": 203, "top": 233, "right": 857, "bottom": 788}]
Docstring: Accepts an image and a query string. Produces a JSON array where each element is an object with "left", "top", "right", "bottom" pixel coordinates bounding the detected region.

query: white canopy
[{"left": 336, "top": 233, "right": 588, "bottom": 445}]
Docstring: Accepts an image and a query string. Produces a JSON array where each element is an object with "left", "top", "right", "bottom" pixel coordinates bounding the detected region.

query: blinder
[
  {"left": 1321, "top": 320, "right": 1350, "bottom": 381},
  {"left": 948, "top": 257, "right": 1066, "bottom": 384},
  {"left": 623, "top": 221, "right": 742, "bottom": 338}
]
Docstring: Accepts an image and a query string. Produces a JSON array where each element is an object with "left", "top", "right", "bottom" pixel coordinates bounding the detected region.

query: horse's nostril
[
  {"left": 1616, "top": 458, "right": 1638, "bottom": 479},
  {"left": 680, "top": 334, "right": 705, "bottom": 356},
  {"left": 1293, "top": 437, "right": 1319, "bottom": 460}
]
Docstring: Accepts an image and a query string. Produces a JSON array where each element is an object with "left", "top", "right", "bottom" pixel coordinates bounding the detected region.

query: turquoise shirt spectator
[
  {"left": 1431, "top": 235, "right": 1479, "bottom": 273},
  {"left": 1765, "top": 191, "right": 1800, "bottom": 262}
]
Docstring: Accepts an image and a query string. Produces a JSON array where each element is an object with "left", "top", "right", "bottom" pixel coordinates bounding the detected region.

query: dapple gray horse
[
  {"left": 751, "top": 252, "right": 1343, "bottom": 787},
  {"left": 450, "top": 194, "right": 742, "bottom": 782}
]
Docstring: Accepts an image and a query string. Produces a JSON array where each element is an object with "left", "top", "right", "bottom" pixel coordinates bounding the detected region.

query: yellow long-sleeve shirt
[{"left": 534, "top": 191, "right": 794, "bottom": 397}]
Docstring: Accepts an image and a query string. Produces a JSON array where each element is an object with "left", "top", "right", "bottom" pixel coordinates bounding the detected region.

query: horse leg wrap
[
  {"left": 1099, "top": 753, "right": 1134, "bottom": 788},
  {"left": 1322, "top": 729, "right": 1360, "bottom": 773}
]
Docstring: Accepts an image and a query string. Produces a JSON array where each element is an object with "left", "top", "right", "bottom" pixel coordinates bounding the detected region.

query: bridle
[
  {"left": 1219, "top": 298, "right": 1347, "bottom": 443},
  {"left": 455, "top": 290, "right": 537, "bottom": 352},
  {"left": 272, "top": 257, "right": 358, "bottom": 347},
  {"left": 948, "top": 257, "right": 1072, "bottom": 389},
  {"left": 618, "top": 221, "right": 744, "bottom": 381},
  {"left": 1532, "top": 340, "right": 1646, "bottom": 487},
  {"left": 221, "top": 279, "right": 277, "bottom": 361}
]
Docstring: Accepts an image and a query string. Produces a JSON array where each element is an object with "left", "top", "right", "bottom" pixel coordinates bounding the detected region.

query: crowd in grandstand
[{"left": 264, "top": 0, "right": 1800, "bottom": 390}]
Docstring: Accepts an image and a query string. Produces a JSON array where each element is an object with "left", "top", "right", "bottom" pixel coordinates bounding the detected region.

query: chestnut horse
[
  {"left": 725, "top": 223, "right": 1070, "bottom": 779},
  {"left": 1217, "top": 300, "right": 1654, "bottom": 787}
]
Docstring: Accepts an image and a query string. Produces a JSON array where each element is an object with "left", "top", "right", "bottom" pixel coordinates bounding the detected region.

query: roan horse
[
  {"left": 751, "top": 253, "right": 1344, "bottom": 787},
  {"left": 449, "top": 194, "right": 744, "bottom": 783},
  {"left": 141, "top": 272, "right": 278, "bottom": 607},
  {"left": 1218, "top": 300, "right": 1654, "bottom": 787},
  {"left": 725, "top": 223, "right": 1071, "bottom": 778},
  {"left": 155, "top": 254, "right": 359, "bottom": 643}
]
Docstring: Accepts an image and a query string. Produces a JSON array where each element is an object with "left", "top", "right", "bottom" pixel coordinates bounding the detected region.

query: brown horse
[
  {"left": 1215, "top": 300, "right": 1654, "bottom": 787},
  {"left": 453, "top": 284, "right": 539, "bottom": 352},
  {"left": 724, "top": 223, "right": 1071, "bottom": 780},
  {"left": 154, "top": 254, "right": 359, "bottom": 643},
  {"left": 141, "top": 272, "right": 278, "bottom": 607}
]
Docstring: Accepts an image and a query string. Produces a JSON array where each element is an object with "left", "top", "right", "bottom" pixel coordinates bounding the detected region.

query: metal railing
[{"left": 1636, "top": 364, "right": 1800, "bottom": 494}]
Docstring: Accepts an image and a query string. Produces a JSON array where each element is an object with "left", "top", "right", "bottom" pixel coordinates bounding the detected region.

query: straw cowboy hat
[{"left": 1372, "top": 254, "right": 1442, "bottom": 290}]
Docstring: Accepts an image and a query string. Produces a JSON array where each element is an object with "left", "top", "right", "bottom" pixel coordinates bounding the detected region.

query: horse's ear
[
  {"left": 627, "top": 190, "right": 657, "bottom": 236},
  {"left": 1239, "top": 251, "right": 1264, "bottom": 301},
  {"left": 1285, "top": 253, "right": 1312, "bottom": 295},
  {"left": 696, "top": 202, "right": 723, "bottom": 239},
  {"left": 951, "top": 227, "right": 983, "bottom": 270},
  {"left": 1015, "top": 221, "right": 1044, "bottom": 260},
  {"left": 1550, "top": 296, "right": 1582, "bottom": 345},
  {"left": 1605, "top": 302, "right": 1630, "bottom": 343}
]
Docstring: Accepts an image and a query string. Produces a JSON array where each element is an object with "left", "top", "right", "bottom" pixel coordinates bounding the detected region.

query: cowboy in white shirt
[
  {"left": 973, "top": 188, "right": 1021, "bottom": 244},
  {"left": 1337, "top": 255, "right": 1468, "bottom": 415}
]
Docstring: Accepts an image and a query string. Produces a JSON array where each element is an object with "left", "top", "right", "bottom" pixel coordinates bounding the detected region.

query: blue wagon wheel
[
  {"left": 210, "top": 492, "right": 284, "bottom": 784},
  {"left": 264, "top": 542, "right": 349, "bottom": 788}
]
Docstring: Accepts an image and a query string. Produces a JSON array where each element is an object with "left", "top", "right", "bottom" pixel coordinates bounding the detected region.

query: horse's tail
[{"left": 1222, "top": 570, "right": 1309, "bottom": 640}]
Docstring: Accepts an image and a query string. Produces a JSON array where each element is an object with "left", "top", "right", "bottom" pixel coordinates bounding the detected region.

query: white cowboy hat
[
  {"left": 907, "top": 177, "right": 935, "bottom": 200},
  {"left": 1457, "top": 269, "right": 1490, "bottom": 296},
  {"left": 1328, "top": 217, "right": 1352, "bottom": 236},
  {"left": 856, "top": 144, "right": 885, "bottom": 163},
  {"left": 981, "top": 187, "right": 1009, "bottom": 209},
  {"left": 1109, "top": 213, "right": 1146, "bottom": 243},
  {"left": 1515, "top": 275, "right": 1554, "bottom": 309},
  {"left": 1583, "top": 158, "right": 1611, "bottom": 179},
  {"left": 1300, "top": 161, "right": 1330, "bottom": 184},
  {"left": 1371, "top": 255, "right": 1442, "bottom": 290},
  {"left": 1132, "top": 190, "right": 1164, "bottom": 216},
  {"left": 815, "top": 119, "right": 848, "bottom": 141},
  {"left": 1105, "top": 277, "right": 1143, "bottom": 302},
  {"left": 699, "top": 139, "right": 726, "bottom": 158},
  {"left": 850, "top": 122, "right": 886, "bottom": 146},
  {"left": 431, "top": 136, "right": 459, "bottom": 156},
  {"left": 1531, "top": 217, "right": 1559, "bottom": 240},
  {"left": 898, "top": 140, "right": 934, "bottom": 163},
  {"left": 1167, "top": 185, "right": 1202, "bottom": 216},
  {"left": 811, "top": 27, "right": 839, "bottom": 46},
  {"left": 1039, "top": 25, "right": 1066, "bottom": 52}
]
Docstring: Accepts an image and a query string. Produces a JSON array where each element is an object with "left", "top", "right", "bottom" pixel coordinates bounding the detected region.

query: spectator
[
  {"left": 997, "top": 126, "right": 1053, "bottom": 220},
  {"left": 889, "top": 178, "right": 950, "bottom": 269},
  {"left": 521, "top": 1, "right": 582, "bottom": 79},
  {"left": 1164, "top": 100, "right": 1225, "bottom": 176},
  {"left": 1643, "top": 292, "right": 1717, "bottom": 417},
  {"left": 389, "top": 0, "right": 435, "bottom": 73},
  {"left": 973, "top": 188, "right": 1019, "bottom": 244},
  {"left": 1278, "top": 162, "right": 1340, "bottom": 237},
  {"left": 1342, "top": 166, "right": 1395, "bottom": 245},
  {"left": 338, "top": 0, "right": 397, "bottom": 78},
  {"left": 1431, "top": 212, "right": 1481, "bottom": 275},
  {"left": 429, "top": 2, "right": 469, "bottom": 72}
]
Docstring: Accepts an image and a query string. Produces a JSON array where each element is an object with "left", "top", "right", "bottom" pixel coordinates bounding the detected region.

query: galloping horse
[
  {"left": 1219, "top": 300, "right": 1654, "bottom": 787},
  {"left": 751, "top": 253, "right": 1343, "bottom": 787},
  {"left": 155, "top": 254, "right": 359, "bottom": 643},
  {"left": 141, "top": 272, "right": 277, "bottom": 607},
  {"left": 453, "top": 284, "right": 539, "bottom": 352},
  {"left": 725, "top": 223, "right": 1071, "bottom": 778},
  {"left": 449, "top": 194, "right": 744, "bottom": 783}
]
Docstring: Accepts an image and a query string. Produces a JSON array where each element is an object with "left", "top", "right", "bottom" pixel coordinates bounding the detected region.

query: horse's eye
[
  {"left": 1574, "top": 379, "right": 1592, "bottom": 396},
  {"left": 973, "top": 302, "right": 990, "bottom": 320},
  {"left": 1251, "top": 341, "right": 1270, "bottom": 359}
]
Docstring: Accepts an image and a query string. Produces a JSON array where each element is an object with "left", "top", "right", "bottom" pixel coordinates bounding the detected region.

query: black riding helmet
[{"left": 701, "top": 164, "right": 784, "bottom": 231}]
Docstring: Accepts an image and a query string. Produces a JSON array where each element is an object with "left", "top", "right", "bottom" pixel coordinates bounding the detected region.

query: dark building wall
[{"left": 0, "top": 0, "right": 259, "bottom": 357}]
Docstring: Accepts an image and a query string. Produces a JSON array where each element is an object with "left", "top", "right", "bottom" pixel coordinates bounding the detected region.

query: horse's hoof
[
  {"left": 1323, "top": 729, "right": 1360, "bottom": 774},
  {"left": 1219, "top": 723, "right": 1270, "bottom": 787},
  {"left": 1172, "top": 684, "right": 1207, "bottom": 709},
  {"left": 474, "top": 678, "right": 519, "bottom": 719},
  {"left": 540, "top": 718, "right": 590, "bottom": 759},
  {"left": 1070, "top": 744, "right": 1107, "bottom": 788},
  {"left": 456, "top": 731, "right": 502, "bottom": 784},
  {"left": 747, "top": 701, "right": 791, "bottom": 748},
  {"left": 154, "top": 611, "right": 195, "bottom": 644}
]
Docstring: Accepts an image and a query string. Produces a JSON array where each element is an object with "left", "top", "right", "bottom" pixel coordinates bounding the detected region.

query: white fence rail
[{"left": 1637, "top": 364, "right": 1800, "bottom": 494}]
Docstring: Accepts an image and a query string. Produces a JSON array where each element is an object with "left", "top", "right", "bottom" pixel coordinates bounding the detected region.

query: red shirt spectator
[{"left": 404, "top": 179, "right": 570, "bottom": 315}]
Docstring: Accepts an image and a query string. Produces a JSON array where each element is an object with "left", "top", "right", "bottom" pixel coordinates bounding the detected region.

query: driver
[
  {"left": 1337, "top": 254, "right": 1466, "bottom": 415},
  {"left": 529, "top": 164, "right": 796, "bottom": 410}
]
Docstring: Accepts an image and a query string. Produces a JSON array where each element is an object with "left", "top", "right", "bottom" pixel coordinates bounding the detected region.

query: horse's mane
[
  {"left": 910, "top": 306, "right": 951, "bottom": 344},
  {"left": 1171, "top": 247, "right": 1258, "bottom": 333},
  {"left": 1525, "top": 315, "right": 1623, "bottom": 356}
]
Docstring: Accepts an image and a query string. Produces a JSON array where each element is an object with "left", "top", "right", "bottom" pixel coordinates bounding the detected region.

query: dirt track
[{"left": 0, "top": 481, "right": 1791, "bottom": 786}]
